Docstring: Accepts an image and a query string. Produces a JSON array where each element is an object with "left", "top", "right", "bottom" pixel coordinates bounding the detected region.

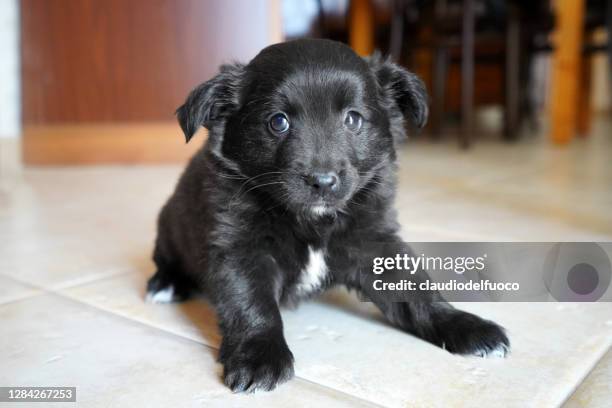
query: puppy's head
[{"left": 177, "top": 39, "right": 428, "bottom": 219}]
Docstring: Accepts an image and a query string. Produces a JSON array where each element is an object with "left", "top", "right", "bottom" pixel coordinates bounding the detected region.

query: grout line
[
  {"left": 0, "top": 272, "right": 41, "bottom": 289},
  {"left": 0, "top": 292, "right": 45, "bottom": 307},
  {"left": 48, "top": 289, "right": 217, "bottom": 351},
  {"left": 46, "top": 290, "right": 389, "bottom": 407},
  {"left": 0, "top": 267, "right": 136, "bottom": 293},
  {"left": 0, "top": 268, "right": 138, "bottom": 308},
  {"left": 0, "top": 273, "right": 46, "bottom": 306},
  {"left": 59, "top": 291, "right": 213, "bottom": 346},
  {"left": 406, "top": 171, "right": 612, "bottom": 239},
  {"left": 401, "top": 223, "right": 519, "bottom": 241},
  {"left": 555, "top": 339, "right": 612, "bottom": 407},
  {"left": 295, "top": 377, "right": 386, "bottom": 408},
  {"left": 47, "top": 267, "right": 138, "bottom": 292}
]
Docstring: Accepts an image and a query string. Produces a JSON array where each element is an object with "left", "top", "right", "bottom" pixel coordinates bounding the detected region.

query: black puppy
[{"left": 147, "top": 39, "right": 509, "bottom": 392}]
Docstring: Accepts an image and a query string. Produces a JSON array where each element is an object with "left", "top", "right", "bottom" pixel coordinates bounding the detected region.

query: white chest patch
[{"left": 295, "top": 246, "right": 328, "bottom": 296}]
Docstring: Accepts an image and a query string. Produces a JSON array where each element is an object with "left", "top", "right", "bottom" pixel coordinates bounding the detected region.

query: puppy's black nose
[{"left": 306, "top": 172, "right": 339, "bottom": 193}]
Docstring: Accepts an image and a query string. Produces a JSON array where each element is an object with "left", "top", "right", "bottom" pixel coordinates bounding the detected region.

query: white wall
[{"left": 0, "top": 0, "right": 20, "bottom": 139}]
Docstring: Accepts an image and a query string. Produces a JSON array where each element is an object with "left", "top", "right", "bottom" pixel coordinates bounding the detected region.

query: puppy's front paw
[
  {"left": 434, "top": 309, "right": 510, "bottom": 358},
  {"left": 221, "top": 336, "right": 294, "bottom": 393}
]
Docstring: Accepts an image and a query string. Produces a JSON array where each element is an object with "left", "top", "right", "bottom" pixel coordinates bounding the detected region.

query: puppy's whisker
[
  {"left": 216, "top": 173, "right": 248, "bottom": 180},
  {"left": 231, "top": 171, "right": 283, "bottom": 198},
  {"left": 242, "top": 181, "right": 284, "bottom": 194},
  {"left": 263, "top": 194, "right": 291, "bottom": 212},
  {"left": 229, "top": 181, "right": 285, "bottom": 205}
]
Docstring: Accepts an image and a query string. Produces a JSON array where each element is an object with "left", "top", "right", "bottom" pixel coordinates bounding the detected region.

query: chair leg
[
  {"left": 548, "top": 0, "right": 586, "bottom": 145},
  {"left": 607, "top": 0, "right": 612, "bottom": 103},
  {"left": 316, "top": 0, "right": 326, "bottom": 37},
  {"left": 504, "top": 4, "right": 520, "bottom": 140},
  {"left": 389, "top": 0, "right": 405, "bottom": 62},
  {"left": 460, "top": 0, "right": 475, "bottom": 149},
  {"left": 431, "top": 45, "right": 448, "bottom": 137},
  {"left": 349, "top": 0, "right": 375, "bottom": 56},
  {"left": 576, "top": 50, "right": 593, "bottom": 136}
]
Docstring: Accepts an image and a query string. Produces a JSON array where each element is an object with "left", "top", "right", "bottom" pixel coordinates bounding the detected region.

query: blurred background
[
  {"left": 0, "top": 0, "right": 611, "bottom": 240},
  {"left": 0, "top": 0, "right": 609, "bottom": 164}
]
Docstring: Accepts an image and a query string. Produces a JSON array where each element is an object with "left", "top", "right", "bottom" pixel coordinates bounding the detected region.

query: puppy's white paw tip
[
  {"left": 145, "top": 286, "right": 175, "bottom": 304},
  {"left": 473, "top": 344, "right": 510, "bottom": 359}
]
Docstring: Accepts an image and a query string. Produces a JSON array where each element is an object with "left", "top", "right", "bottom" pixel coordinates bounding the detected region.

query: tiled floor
[{"left": 1, "top": 119, "right": 611, "bottom": 407}]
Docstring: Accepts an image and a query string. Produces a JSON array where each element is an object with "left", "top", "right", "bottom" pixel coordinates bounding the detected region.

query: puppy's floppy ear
[
  {"left": 366, "top": 53, "right": 429, "bottom": 128},
  {"left": 176, "top": 63, "right": 245, "bottom": 142}
]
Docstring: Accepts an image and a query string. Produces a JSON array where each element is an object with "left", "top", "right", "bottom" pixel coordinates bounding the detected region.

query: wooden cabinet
[{"left": 21, "top": 0, "right": 281, "bottom": 163}]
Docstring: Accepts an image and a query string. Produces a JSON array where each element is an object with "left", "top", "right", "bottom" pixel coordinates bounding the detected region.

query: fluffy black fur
[{"left": 147, "top": 39, "right": 509, "bottom": 393}]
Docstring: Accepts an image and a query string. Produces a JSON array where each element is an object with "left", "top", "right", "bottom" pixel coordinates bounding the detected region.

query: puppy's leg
[
  {"left": 214, "top": 254, "right": 294, "bottom": 393},
  {"left": 344, "top": 241, "right": 510, "bottom": 358},
  {"left": 370, "top": 296, "right": 510, "bottom": 358},
  {"left": 146, "top": 239, "right": 193, "bottom": 303}
]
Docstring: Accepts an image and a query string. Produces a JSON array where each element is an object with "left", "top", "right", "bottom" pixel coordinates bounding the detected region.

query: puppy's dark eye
[
  {"left": 344, "top": 111, "right": 363, "bottom": 131},
  {"left": 268, "top": 113, "right": 290, "bottom": 134}
]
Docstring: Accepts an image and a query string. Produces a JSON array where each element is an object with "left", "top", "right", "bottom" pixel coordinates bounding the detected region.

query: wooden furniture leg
[
  {"left": 608, "top": 0, "right": 612, "bottom": 110},
  {"left": 460, "top": 0, "right": 475, "bottom": 148},
  {"left": 549, "top": 0, "right": 586, "bottom": 144},
  {"left": 388, "top": 0, "right": 405, "bottom": 62},
  {"left": 504, "top": 4, "right": 520, "bottom": 140},
  {"left": 349, "top": 0, "right": 375, "bottom": 56},
  {"left": 431, "top": 45, "right": 448, "bottom": 137},
  {"left": 576, "top": 47, "right": 593, "bottom": 136}
]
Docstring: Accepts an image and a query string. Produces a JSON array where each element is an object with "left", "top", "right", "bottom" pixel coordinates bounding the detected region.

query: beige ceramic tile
[
  {"left": 60, "top": 270, "right": 221, "bottom": 346},
  {"left": 394, "top": 119, "right": 612, "bottom": 242},
  {"left": 59, "top": 270, "right": 612, "bottom": 408},
  {"left": 0, "top": 166, "right": 181, "bottom": 289},
  {"left": 0, "top": 274, "right": 41, "bottom": 304},
  {"left": 396, "top": 192, "right": 612, "bottom": 242},
  {"left": 563, "top": 349, "right": 612, "bottom": 407},
  {"left": 397, "top": 159, "right": 612, "bottom": 241},
  {"left": 285, "top": 296, "right": 612, "bottom": 408},
  {"left": 0, "top": 294, "right": 375, "bottom": 407}
]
